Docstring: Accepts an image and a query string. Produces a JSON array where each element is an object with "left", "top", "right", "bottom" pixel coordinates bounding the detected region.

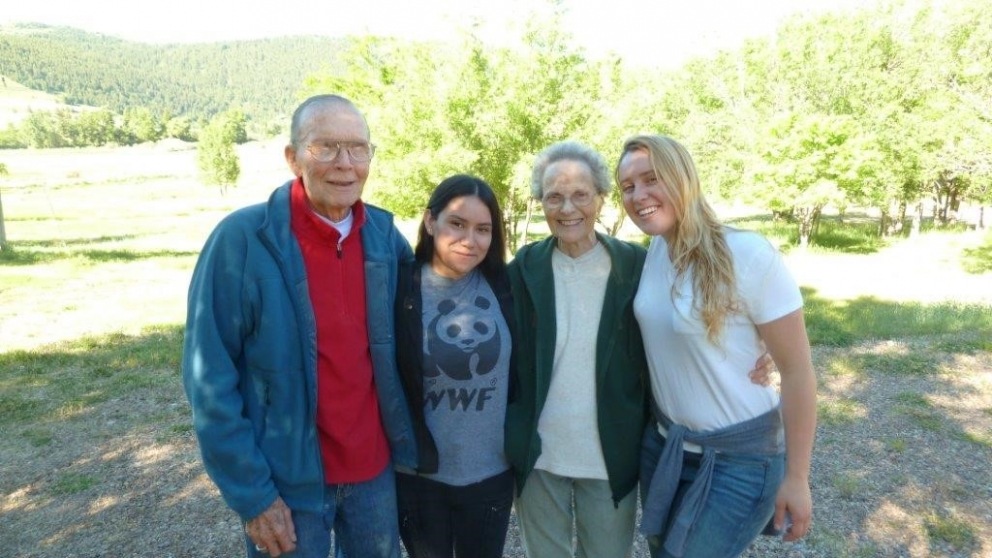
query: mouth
[
  {"left": 637, "top": 206, "right": 660, "bottom": 217},
  {"left": 557, "top": 218, "right": 583, "bottom": 226}
]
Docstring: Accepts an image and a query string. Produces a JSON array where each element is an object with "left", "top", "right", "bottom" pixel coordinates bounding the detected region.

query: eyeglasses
[
  {"left": 541, "top": 190, "right": 599, "bottom": 209},
  {"left": 306, "top": 142, "right": 377, "bottom": 163}
]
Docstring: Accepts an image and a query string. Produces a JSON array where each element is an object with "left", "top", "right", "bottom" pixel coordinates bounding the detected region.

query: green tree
[
  {"left": 122, "top": 107, "right": 163, "bottom": 144},
  {"left": 221, "top": 108, "right": 250, "bottom": 144},
  {"left": 755, "top": 112, "right": 868, "bottom": 248},
  {"left": 449, "top": 16, "right": 612, "bottom": 250},
  {"left": 20, "top": 110, "right": 64, "bottom": 148},
  {"left": 197, "top": 113, "right": 241, "bottom": 194},
  {"left": 77, "top": 109, "right": 117, "bottom": 146},
  {"left": 164, "top": 115, "right": 194, "bottom": 141}
]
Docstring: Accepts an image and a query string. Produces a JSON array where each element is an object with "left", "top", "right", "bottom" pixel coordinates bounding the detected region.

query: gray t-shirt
[{"left": 420, "top": 263, "right": 511, "bottom": 485}]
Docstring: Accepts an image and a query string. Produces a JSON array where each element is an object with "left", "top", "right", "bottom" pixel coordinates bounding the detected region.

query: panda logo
[{"left": 425, "top": 295, "right": 501, "bottom": 380}]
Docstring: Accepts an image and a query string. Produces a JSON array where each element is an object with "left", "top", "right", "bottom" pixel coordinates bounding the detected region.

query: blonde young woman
[{"left": 616, "top": 135, "right": 817, "bottom": 558}]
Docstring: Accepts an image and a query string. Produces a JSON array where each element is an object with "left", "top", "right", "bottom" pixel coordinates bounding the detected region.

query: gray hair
[
  {"left": 289, "top": 94, "right": 368, "bottom": 148},
  {"left": 530, "top": 141, "right": 611, "bottom": 199}
]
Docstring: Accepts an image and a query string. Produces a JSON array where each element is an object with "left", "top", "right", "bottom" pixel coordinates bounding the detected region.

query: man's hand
[{"left": 245, "top": 497, "right": 297, "bottom": 556}]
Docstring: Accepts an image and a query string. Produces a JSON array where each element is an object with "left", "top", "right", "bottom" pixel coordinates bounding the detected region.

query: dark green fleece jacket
[{"left": 505, "top": 233, "right": 650, "bottom": 504}]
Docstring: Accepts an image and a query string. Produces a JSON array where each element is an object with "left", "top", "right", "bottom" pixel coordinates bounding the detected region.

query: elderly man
[{"left": 183, "top": 94, "right": 415, "bottom": 558}]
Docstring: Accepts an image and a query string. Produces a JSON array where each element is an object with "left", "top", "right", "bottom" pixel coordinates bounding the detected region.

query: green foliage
[
  {"left": 924, "top": 511, "right": 977, "bottom": 551},
  {"left": 2, "top": 2, "right": 991, "bottom": 246},
  {"left": 831, "top": 472, "right": 862, "bottom": 500},
  {"left": 50, "top": 472, "right": 98, "bottom": 495},
  {"left": 0, "top": 326, "right": 182, "bottom": 428},
  {"left": 196, "top": 110, "right": 242, "bottom": 193},
  {"left": 885, "top": 438, "right": 907, "bottom": 453},
  {"left": 122, "top": 107, "right": 163, "bottom": 144},
  {"left": 961, "top": 230, "right": 992, "bottom": 274},
  {"left": 801, "top": 287, "right": 992, "bottom": 347},
  {"left": 0, "top": 123, "right": 25, "bottom": 148},
  {"left": 731, "top": 215, "right": 889, "bottom": 254},
  {"left": 818, "top": 398, "right": 862, "bottom": 425},
  {"left": 302, "top": 10, "right": 628, "bottom": 251}
]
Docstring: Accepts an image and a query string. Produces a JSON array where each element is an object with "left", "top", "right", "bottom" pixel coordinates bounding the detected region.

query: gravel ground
[{"left": 2, "top": 335, "right": 990, "bottom": 558}]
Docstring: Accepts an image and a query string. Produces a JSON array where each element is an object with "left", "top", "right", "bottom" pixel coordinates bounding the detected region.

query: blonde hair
[{"left": 617, "top": 134, "right": 741, "bottom": 342}]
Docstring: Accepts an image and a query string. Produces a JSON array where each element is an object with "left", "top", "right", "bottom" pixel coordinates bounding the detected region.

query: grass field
[{"left": 1, "top": 142, "right": 991, "bottom": 557}]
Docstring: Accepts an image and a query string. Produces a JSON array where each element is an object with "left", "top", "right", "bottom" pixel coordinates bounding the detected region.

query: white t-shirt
[
  {"left": 534, "top": 242, "right": 610, "bottom": 480},
  {"left": 634, "top": 229, "right": 802, "bottom": 432}
]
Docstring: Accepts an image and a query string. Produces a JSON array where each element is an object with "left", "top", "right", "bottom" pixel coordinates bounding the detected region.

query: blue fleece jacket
[{"left": 182, "top": 181, "right": 416, "bottom": 521}]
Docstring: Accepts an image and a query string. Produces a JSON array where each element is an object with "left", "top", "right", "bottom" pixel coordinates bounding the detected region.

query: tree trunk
[
  {"left": 518, "top": 197, "right": 534, "bottom": 254},
  {"left": 879, "top": 208, "right": 889, "bottom": 237},
  {"left": 504, "top": 191, "right": 522, "bottom": 254},
  {"left": 796, "top": 206, "right": 815, "bottom": 249},
  {"left": 609, "top": 209, "right": 626, "bottom": 237},
  {"left": 0, "top": 189, "right": 6, "bottom": 251},
  {"left": 896, "top": 201, "right": 907, "bottom": 234},
  {"left": 911, "top": 202, "right": 922, "bottom": 237}
]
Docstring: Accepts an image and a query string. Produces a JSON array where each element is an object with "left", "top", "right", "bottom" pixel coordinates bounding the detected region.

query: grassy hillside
[
  {"left": 0, "top": 76, "right": 76, "bottom": 128},
  {"left": 0, "top": 23, "right": 350, "bottom": 125}
]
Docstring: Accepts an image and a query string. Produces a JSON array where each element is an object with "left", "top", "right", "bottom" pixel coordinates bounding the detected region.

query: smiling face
[
  {"left": 540, "top": 159, "right": 603, "bottom": 257},
  {"left": 618, "top": 148, "right": 679, "bottom": 241},
  {"left": 284, "top": 103, "right": 370, "bottom": 221},
  {"left": 425, "top": 194, "right": 493, "bottom": 280}
]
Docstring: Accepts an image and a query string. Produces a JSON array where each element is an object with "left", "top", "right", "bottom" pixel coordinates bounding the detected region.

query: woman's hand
[{"left": 748, "top": 350, "right": 776, "bottom": 386}]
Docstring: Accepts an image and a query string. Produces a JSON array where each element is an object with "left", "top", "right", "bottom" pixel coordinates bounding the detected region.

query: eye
[
  {"left": 349, "top": 144, "right": 370, "bottom": 158},
  {"left": 620, "top": 183, "right": 634, "bottom": 194}
]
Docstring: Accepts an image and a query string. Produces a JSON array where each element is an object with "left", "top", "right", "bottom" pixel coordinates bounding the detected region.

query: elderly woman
[{"left": 505, "top": 140, "right": 648, "bottom": 558}]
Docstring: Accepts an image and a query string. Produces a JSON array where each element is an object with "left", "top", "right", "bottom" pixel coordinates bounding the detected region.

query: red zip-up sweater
[{"left": 290, "top": 179, "right": 389, "bottom": 483}]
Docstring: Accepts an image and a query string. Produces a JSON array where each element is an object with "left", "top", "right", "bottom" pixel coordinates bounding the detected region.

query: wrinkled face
[
  {"left": 540, "top": 159, "right": 603, "bottom": 256},
  {"left": 618, "top": 149, "right": 678, "bottom": 240},
  {"left": 284, "top": 104, "right": 371, "bottom": 221},
  {"left": 425, "top": 195, "right": 493, "bottom": 280}
]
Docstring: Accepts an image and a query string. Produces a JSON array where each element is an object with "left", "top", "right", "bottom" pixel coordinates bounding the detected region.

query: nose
[
  {"left": 330, "top": 148, "right": 353, "bottom": 166},
  {"left": 461, "top": 230, "right": 479, "bottom": 247}
]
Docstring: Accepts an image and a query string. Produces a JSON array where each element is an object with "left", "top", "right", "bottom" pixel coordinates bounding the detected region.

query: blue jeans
[
  {"left": 639, "top": 425, "right": 784, "bottom": 558},
  {"left": 396, "top": 469, "right": 513, "bottom": 558},
  {"left": 244, "top": 464, "right": 400, "bottom": 558}
]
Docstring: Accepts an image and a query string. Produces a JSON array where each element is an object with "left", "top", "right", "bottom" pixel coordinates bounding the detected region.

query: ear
[
  {"left": 422, "top": 209, "right": 435, "bottom": 235},
  {"left": 285, "top": 144, "right": 302, "bottom": 176}
]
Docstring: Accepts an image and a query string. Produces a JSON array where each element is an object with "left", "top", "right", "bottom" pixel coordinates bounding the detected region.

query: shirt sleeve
[{"left": 736, "top": 233, "right": 803, "bottom": 325}]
